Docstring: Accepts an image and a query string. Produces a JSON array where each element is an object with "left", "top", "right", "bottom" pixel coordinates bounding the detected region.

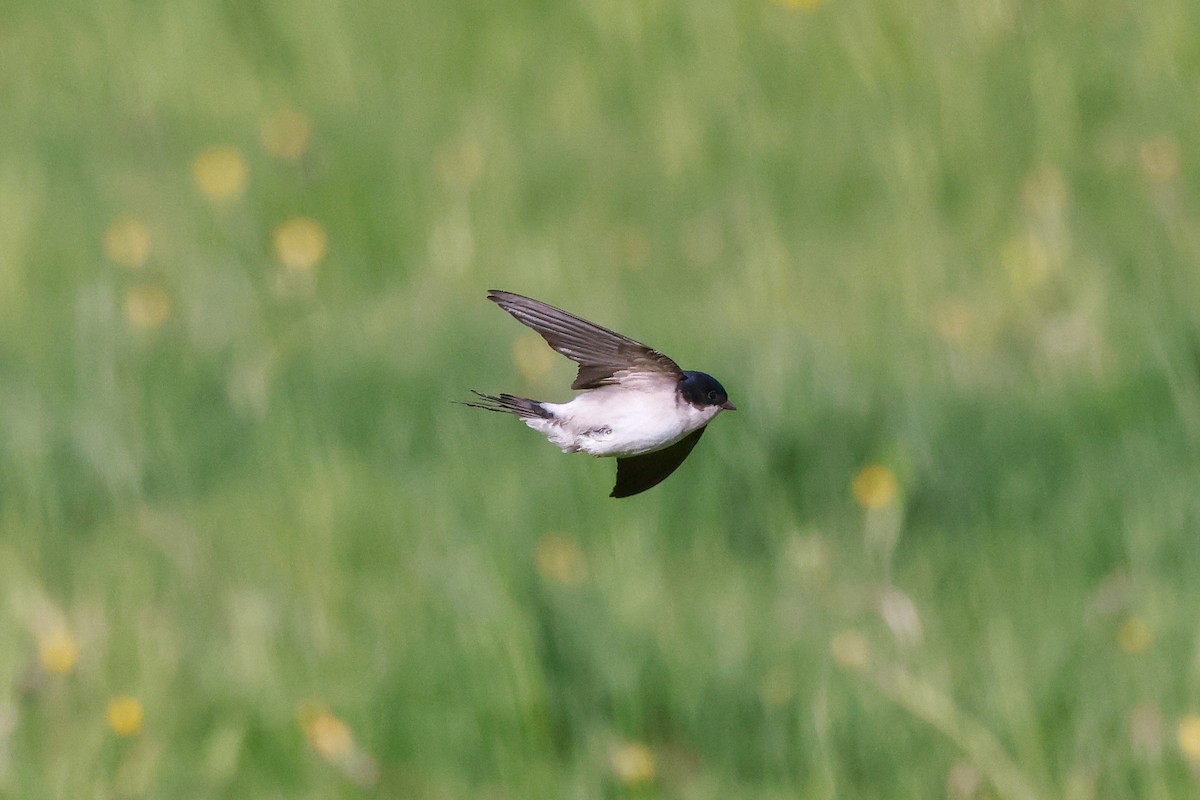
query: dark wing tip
[{"left": 487, "top": 289, "right": 526, "bottom": 305}]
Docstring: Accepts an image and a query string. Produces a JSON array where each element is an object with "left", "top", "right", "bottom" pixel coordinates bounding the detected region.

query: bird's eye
[{"left": 707, "top": 390, "right": 719, "bottom": 402}]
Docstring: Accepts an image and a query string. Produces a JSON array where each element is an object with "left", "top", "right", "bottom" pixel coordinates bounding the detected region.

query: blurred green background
[{"left": 3, "top": 0, "right": 1200, "bottom": 797}]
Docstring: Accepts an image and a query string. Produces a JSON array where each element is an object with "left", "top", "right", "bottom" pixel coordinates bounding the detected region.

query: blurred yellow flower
[
  {"left": 125, "top": 284, "right": 172, "bottom": 331},
  {"left": 852, "top": 464, "right": 897, "bottom": 510},
  {"left": 608, "top": 740, "right": 655, "bottom": 785},
  {"left": 273, "top": 217, "right": 328, "bottom": 271},
  {"left": 261, "top": 107, "right": 311, "bottom": 161},
  {"left": 103, "top": 215, "right": 151, "bottom": 269},
  {"left": 535, "top": 534, "right": 588, "bottom": 586},
  {"left": 1178, "top": 714, "right": 1200, "bottom": 761},
  {"left": 298, "top": 702, "right": 353, "bottom": 762},
  {"left": 513, "top": 332, "right": 557, "bottom": 384},
  {"left": 296, "top": 701, "right": 379, "bottom": 786},
  {"left": 1116, "top": 616, "right": 1153, "bottom": 653},
  {"left": 193, "top": 145, "right": 248, "bottom": 202},
  {"left": 37, "top": 627, "right": 79, "bottom": 675},
  {"left": 1139, "top": 136, "right": 1179, "bottom": 184},
  {"left": 830, "top": 629, "right": 870, "bottom": 671},
  {"left": 774, "top": 0, "right": 824, "bottom": 9},
  {"left": 107, "top": 696, "right": 144, "bottom": 737}
]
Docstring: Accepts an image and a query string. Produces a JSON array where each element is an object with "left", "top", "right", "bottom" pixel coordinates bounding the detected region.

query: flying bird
[{"left": 463, "top": 290, "right": 736, "bottom": 497}]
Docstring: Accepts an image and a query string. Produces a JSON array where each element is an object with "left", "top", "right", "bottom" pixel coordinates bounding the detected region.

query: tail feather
[{"left": 460, "top": 391, "right": 551, "bottom": 419}]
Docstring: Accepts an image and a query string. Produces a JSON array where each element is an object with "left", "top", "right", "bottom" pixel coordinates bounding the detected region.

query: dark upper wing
[
  {"left": 610, "top": 428, "right": 705, "bottom": 498},
  {"left": 488, "top": 290, "right": 683, "bottom": 389}
]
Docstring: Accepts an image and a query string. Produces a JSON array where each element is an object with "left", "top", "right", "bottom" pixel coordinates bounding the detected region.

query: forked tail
[{"left": 460, "top": 391, "right": 552, "bottom": 419}]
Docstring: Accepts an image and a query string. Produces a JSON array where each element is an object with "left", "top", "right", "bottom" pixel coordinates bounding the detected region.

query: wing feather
[
  {"left": 610, "top": 428, "right": 705, "bottom": 498},
  {"left": 488, "top": 290, "right": 683, "bottom": 389}
]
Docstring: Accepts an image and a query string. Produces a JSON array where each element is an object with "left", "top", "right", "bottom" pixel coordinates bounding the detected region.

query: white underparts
[{"left": 521, "top": 382, "right": 722, "bottom": 458}]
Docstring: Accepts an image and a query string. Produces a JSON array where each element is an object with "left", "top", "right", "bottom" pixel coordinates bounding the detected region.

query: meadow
[{"left": 2, "top": 0, "right": 1200, "bottom": 797}]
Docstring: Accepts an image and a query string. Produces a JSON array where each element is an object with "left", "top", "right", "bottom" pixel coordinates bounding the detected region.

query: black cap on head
[{"left": 679, "top": 370, "right": 736, "bottom": 410}]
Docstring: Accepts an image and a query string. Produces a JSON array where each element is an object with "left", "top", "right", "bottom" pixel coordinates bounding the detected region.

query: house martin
[{"left": 464, "top": 290, "right": 736, "bottom": 497}]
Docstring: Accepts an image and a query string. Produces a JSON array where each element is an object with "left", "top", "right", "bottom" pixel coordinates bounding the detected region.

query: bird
[{"left": 463, "top": 290, "right": 736, "bottom": 497}]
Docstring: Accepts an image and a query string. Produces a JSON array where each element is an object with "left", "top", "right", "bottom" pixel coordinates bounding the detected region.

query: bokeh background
[{"left": 3, "top": 0, "right": 1200, "bottom": 797}]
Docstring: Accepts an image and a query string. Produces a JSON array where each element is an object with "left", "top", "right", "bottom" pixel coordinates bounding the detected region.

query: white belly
[{"left": 524, "top": 385, "right": 720, "bottom": 457}]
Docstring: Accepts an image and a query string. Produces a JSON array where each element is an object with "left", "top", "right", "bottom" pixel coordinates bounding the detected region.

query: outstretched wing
[
  {"left": 610, "top": 428, "right": 705, "bottom": 498},
  {"left": 488, "top": 290, "right": 683, "bottom": 389}
]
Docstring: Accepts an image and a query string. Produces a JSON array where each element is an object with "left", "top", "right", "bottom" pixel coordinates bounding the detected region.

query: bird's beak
[{"left": 721, "top": 400, "right": 737, "bottom": 411}]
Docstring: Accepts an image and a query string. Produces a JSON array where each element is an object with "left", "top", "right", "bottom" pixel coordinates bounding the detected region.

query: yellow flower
[
  {"left": 297, "top": 702, "right": 379, "bottom": 786},
  {"left": 1178, "top": 714, "right": 1200, "bottom": 761},
  {"left": 273, "top": 217, "right": 328, "bottom": 271},
  {"left": 193, "top": 145, "right": 248, "bottom": 202},
  {"left": 298, "top": 702, "right": 354, "bottom": 762},
  {"left": 103, "top": 215, "right": 151, "bottom": 269},
  {"left": 774, "top": 0, "right": 824, "bottom": 9},
  {"left": 124, "top": 284, "right": 172, "bottom": 331},
  {"left": 107, "top": 696, "right": 144, "bottom": 737},
  {"left": 608, "top": 740, "right": 655, "bottom": 785},
  {"left": 37, "top": 627, "right": 79, "bottom": 675},
  {"left": 852, "top": 464, "right": 897, "bottom": 510},
  {"left": 1116, "top": 616, "right": 1153, "bottom": 654},
  {"left": 534, "top": 534, "right": 588, "bottom": 586},
  {"left": 260, "top": 108, "right": 311, "bottom": 161}
]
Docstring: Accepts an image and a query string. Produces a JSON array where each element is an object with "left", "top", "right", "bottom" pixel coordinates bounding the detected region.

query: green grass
[{"left": 2, "top": 0, "right": 1200, "bottom": 796}]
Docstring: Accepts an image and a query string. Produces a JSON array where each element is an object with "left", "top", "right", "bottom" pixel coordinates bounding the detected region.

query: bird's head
[{"left": 679, "top": 370, "right": 736, "bottom": 411}]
